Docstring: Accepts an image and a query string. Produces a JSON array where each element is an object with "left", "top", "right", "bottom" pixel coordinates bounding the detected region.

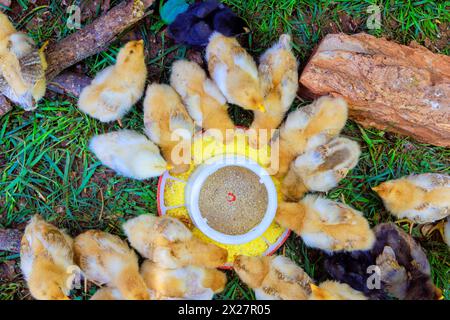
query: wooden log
[
  {"left": 48, "top": 72, "right": 92, "bottom": 97},
  {"left": 0, "top": 95, "right": 12, "bottom": 117},
  {"left": 1, "top": 0, "right": 154, "bottom": 113},
  {"left": 299, "top": 33, "right": 450, "bottom": 147},
  {"left": 45, "top": 0, "right": 146, "bottom": 80},
  {"left": 0, "top": 228, "right": 21, "bottom": 253}
]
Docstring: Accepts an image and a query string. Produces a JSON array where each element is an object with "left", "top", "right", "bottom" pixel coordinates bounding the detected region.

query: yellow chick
[
  {"left": 234, "top": 255, "right": 313, "bottom": 300},
  {"left": 276, "top": 195, "right": 375, "bottom": 252},
  {"left": 309, "top": 281, "right": 367, "bottom": 300},
  {"left": 123, "top": 215, "right": 228, "bottom": 269},
  {"left": 78, "top": 40, "right": 147, "bottom": 122},
  {"left": 206, "top": 32, "right": 264, "bottom": 111},
  {"left": 20, "top": 215, "right": 77, "bottom": 300},
  {"left": 250, "top": 34, "right": 298, "bottom": 148},
  {"left": 0, "top": 12, "right": 47, "bottom": 111},
  {"left": 90, "top": 287, "right": 125, "bottom": 300},
  {"left": 282, "top": 137, "right": 361, "bottom": 201},
  {"left": 89, "top": 129, "right": 167, "bottom": 180},
  {"left": 372, "top": 173, "right": 450, "bottom": 224},
  {"left": 74, "top": 230, "right": 149, "bottom": 300},
  {"left": 140, "top": 260, "right": 227, "bottom": 300},
  {"left": 170, "top": 59, "right": 235, "bottom": 139},
  {"left": 143, "top": 83, "right": 195, "bottom": 174},
  {"left": 274, "top": 96, "right": 348, "bottom": 178}
]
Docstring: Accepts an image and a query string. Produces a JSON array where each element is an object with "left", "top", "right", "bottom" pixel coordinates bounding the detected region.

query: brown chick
[
  {"left": 274, "top": 96, "right": 348, "bottom": 178},
  {"left": 0, "top": 12, "right": 47, "bottom": 111},
  {"left": 372, "top": 223, "right": 442, "bottom": 300},
  {"left": 140, "top": 260, "right": 227, "bottom": 300},
  {"left": 250, "top": 34, "right": 298, "bottom": 148},
  {"left": 234, "top": 255, "right": 313, "bottom": 300},
  {"left": 123, "top": 215, "right": 227, "bottom": 269},
  {"left": 143, "top": 83, "right": 195, "bottom": 174},
  {"left": 74, "top": 230, "right": 149, "bottom": 300},
  {"left": 170, "top": 59, "right": 235, "bottom": 139},
  {"left": 276, "top": 195, "right": 375, "bottom": 252},
  {"left": 372, "top": 173, "right": 450, "bottom": 224},
  {"left": 309, "top": 281, "right": 367, "bottom": 300},
  {"left": 324, "top": 223, "right": 443, "bottom": 300},
  {"left": 206, "top": 32, "right": 264, "bottom": 112},
  {"left": 78, "top": 40, "right": 147, "bottom": 122},
  {"left": 281, "top": 137, "right": 361, "bottom": 201},
  {"left": 20, "top": 215, "right": 77, "bottom": 300}
]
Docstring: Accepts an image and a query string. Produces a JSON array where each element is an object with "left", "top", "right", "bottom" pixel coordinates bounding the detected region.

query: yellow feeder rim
[{"left": 156, "top": 130, "right": 291, "bottom": 269}]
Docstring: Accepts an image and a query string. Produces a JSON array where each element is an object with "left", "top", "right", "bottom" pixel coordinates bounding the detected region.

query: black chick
[
  {"left": 324, "top": 250, "right": 388, "bottom": 300},
  {"left": 168, "top": 0, "right": 247, "bottom": 47},
  {"left": 324, "top": 223, "right": 442, "bottom": 300},
  {"left": 371, "top": 223, "right": 442, "bottom": 300}
]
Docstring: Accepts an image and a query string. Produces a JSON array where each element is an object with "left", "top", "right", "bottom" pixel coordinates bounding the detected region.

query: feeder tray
[{"left": 156, "top": 131, "right": 290, "bottom": 269}]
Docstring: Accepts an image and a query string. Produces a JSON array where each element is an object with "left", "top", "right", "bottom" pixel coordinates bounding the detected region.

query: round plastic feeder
[
  {"left": 185, "top": 155, "right": 278, "bottom": 245},
  {"left": 156, "top": 132, "right": 290, "bottom": 269}
]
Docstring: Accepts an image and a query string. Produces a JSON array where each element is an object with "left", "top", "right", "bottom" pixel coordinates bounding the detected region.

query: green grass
[{"left": 0, "top": 0, "right": 449, "bottom": 300}]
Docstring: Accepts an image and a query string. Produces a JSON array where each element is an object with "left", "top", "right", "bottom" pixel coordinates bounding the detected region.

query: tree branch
[{"left": 1, "top": 0, "right": 154, "bottom": 114}]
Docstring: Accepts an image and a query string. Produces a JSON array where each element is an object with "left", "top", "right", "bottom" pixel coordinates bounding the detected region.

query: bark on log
[
  {"left": 0, "top": 95, "right": 12, "bottom": 117},
  {"left": 0, "top": 228, "right": 22, "bottom": 253},
  {"left": 299, "top": 33, "right": 450, "bottom": 147},
  {"left": 48, "top": 72, "right": 92, "bottom": 97},
  {"left": 45, "top": 0, "right": 146, "bottom": 80}
]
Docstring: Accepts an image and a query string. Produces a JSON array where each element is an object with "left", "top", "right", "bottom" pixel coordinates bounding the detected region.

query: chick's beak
[
  {"left": 257, "top": 104, "right": 266, "bottom": 113},
  {"left": 166, "top": 164, "right": 174, "bottom": 171},
  {"left": 371, "top": 185, "right": 382, "bottom": 193},
  {"left": 309, "top": 283, "right": 320, "bottom": 293}
]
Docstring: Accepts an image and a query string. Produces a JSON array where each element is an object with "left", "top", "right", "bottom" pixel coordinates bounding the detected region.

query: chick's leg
[
  {"left": 395, "top": 219, "right": 414, "bottom": 234},
  {"left": 422, "top": 220, "right": 446, "bottom": 240}
]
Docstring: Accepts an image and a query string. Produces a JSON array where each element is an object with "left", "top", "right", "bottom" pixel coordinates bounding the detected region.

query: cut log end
[{"left": 299, "top": 33, "right": 450, "bottom": 147}]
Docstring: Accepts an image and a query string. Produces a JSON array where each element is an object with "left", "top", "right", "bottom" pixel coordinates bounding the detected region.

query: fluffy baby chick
[
  {"left": 206, "top": 32, "right": 264, "bottom": 111},
  {"left": 74, "top": 230, "right": 149, "bottom": 300},
  {"left": 140, "top": 260, "right": 227, "bottom": 300},
  {"left": 234, "top": 255, "right": 313, "bottom": 300},
  {"left": 276, "top": 195, "right": 375, "bottom": 252},
  {"left": 324, "top": 223, "right": 442, "bottom": 300},
  {"left": 373, "top": 173, "right": 450, "bottom": 224},
  {"left": 143, "top": 83, "right": 195, "bottom": 174},
  {"left": 274, "top": 96, "right": 348, "bottom": 178},
  {"left": 309, "top": 281, "right": 367, "bottom": 300},
  {"left": 78, "top": 40, "right": 147, "bottom": 122},
  {"left": 89, "top": 129, "right": 167, "bottom": 180},
  {"left": 170, "top": 60, "right": 235, "bottom": 138},
  {"left": 372, "top": 223, "right": 442, "bottom": 300},
  {"left": 323, "top": 250, "right": 388, "bottom": 300},
  {"left": 282, "top": 137, "right": 361, "bottom": 201},
  {"left": 0, "top": 12, "right": 47, "bottom": 110},
  {"left": 20, "top": 215, "right": 76, "bottom": 300},
  {"left": 123, "top": 215, "right": 227, "bottom": 269},
  {"left": 250, "top": 34, "right": 298, "bottom": 147}
]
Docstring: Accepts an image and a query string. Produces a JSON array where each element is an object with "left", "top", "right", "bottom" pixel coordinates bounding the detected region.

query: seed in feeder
[{"left": 199, "top": 166, "right": 268, "bottom": 235}]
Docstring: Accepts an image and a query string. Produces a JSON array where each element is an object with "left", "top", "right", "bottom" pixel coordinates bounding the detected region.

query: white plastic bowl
[{"left": 185, "top": 155, "right": 278, "bottom": 245}]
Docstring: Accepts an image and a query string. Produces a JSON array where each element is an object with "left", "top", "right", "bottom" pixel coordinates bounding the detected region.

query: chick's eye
[{"left": 130, "top": 50, "right": 134, "bottom": 54}]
